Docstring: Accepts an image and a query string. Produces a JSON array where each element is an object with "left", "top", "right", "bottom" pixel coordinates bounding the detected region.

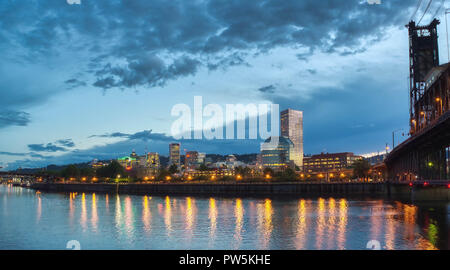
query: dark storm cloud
[
  {"left": 65, "top": 78, "right": 87, "bottom": 89},
  {"left": 27, "top": 143, "right": 68, "bottom": 152},
  {"left": 0, "top": 151, "right": 45, "bottom": 159},
  {"left": 0, "top": 111, "right": 31, "bottom": 128},
  {"left": 0, "top": 0, "right": 417, "bottom": 91},
  {"left": 261, "top": 76, "right": 409, "bottom": 154},
  {"left": 27, "top": 139, "right": 76, "bottom": 152},
  {"left": 7, "top": 129, "right": 262, "bottom": 169},
  {"left": 0, "top": 151, "right": 27, "bottom": 157},
  {"left": 90, "top": 130, "right": 173, "bottom": 142},
  {"left": 258, "top": 85, "right": 276, "bottom": 94},
  {"left": 307, "top": 69, "right": 317, "bottom": 75},
  {"left": 56, "top": 139, "right": 75, "bottom": 148},
  {"left": 93, "top": 55, "right": 201, "bottom": 89}
]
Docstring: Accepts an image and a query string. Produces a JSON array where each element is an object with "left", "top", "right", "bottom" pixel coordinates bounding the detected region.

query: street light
[
  {"left": 411, "top": 119, "right": 417, "bottom": 133},
  {"left": 392, "top": 128, "right": 404, "bottom": 149},
  {"left": 436, "top": 97, "right": 443, "bottom": 115}
]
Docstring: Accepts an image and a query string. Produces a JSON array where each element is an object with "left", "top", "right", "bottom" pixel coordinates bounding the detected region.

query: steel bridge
[{"left": 385, "top": 19, "right": 450, "bottom": 182}]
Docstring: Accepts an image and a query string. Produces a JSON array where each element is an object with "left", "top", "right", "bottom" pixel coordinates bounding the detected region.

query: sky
[{"left": 0, "top": 0, "right": 448, "bottom": 170}]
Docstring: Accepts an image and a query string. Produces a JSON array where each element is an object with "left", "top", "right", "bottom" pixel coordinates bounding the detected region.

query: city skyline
[
  {"left": 0, "top": 0, "right": 449, "bottom": 254},
  {"left": 2, "top": 0, "right": 446, "bottom": 170}
]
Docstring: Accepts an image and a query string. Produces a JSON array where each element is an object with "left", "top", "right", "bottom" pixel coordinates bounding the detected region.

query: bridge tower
[{"left": 407, "top": 19, "right": 440, "bottom": 135}]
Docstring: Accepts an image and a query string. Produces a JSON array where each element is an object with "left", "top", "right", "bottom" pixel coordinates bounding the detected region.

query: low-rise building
[
  {"left": 118, "top": 151, "right": 160, "bottom": 178},
  {"left": 260, "top": 136, "right": 295, "bottom": 171},
  {"left": 303, "top": 152, "right": 362, "bottom": 173}
]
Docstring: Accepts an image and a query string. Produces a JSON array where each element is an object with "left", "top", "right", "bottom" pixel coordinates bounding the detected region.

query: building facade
[
  {"left": 280, "top": 109, "right": 304, "bottom": 169},
  {"left": 303, "top": 152, "right": 362, "bottom": 173},
  {"left": 185, "top": 151, "right": 199, "bottom": 171},
  {"left": 169, "top": 143, "right": 181, "bottom": 167},
  {"left": 261, "top": 136, "right": 295, "bottom": 170},
  {"left": 118, "top": 151, "right": 160, "bottom": 178}
]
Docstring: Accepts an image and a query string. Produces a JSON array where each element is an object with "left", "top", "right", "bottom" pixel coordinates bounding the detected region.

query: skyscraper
[
  {"left": 280, "top": 109, "right": 303, "bottom": 169},
  {"left": 169, "top": 143, "right": 181, "bottom": 167}
]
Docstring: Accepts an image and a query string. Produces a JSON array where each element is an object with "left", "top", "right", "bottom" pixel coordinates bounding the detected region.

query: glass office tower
[{"left": 280, "top": 109, "right": 303, "bottom": 169}]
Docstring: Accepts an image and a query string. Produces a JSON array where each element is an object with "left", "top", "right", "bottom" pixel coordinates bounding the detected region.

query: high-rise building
[
  {"left": 146, "top": 152, "right": 160, "bottom": 175},
  {"left": 280, "top": 109, "right": 304, "bottom": 169},
  {"left": 169, "top": 143, "right": 181, "bottom": 167}
]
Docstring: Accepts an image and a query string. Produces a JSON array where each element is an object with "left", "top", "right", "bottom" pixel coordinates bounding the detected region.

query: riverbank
[
  {"left": 30, "top": 181, "right": 384, "bottom": 196},
  {"left": 27, "top": 182, "right": 450, "bottom": 201}
]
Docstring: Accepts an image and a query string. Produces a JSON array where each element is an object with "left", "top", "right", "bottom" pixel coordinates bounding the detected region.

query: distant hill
[{"left": 8, "top": 153, "right": 259, "bottom": 173}]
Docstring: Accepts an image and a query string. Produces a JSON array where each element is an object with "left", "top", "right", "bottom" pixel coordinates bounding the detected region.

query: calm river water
[{"left": 0, "top": 184, "right": 448, "bottom": 250}]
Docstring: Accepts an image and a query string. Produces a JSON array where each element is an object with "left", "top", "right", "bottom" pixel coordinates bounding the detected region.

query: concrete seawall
[
  {"left": 30, "top": 182, "right": 385, "bottom": 196},
  {"left": 28, "top": 182, "right": 450, "bottom": 201}
]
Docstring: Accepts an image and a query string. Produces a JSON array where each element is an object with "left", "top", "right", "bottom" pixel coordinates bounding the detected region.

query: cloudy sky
[{"left": 0, "top": 0, "right": 448, "bottom": 170}]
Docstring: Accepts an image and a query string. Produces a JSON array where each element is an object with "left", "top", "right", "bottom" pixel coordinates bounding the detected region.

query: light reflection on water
[{"left": 0, "top": 184, "right": 448, "bottom": 250}]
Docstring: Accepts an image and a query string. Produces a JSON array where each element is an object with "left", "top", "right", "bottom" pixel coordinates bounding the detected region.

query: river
[{"left": 0, "top": 184, "right": 448, "bottom": 250}]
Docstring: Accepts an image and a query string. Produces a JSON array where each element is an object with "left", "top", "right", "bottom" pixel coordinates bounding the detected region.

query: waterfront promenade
[{"left": 29, "top": 181, "right": 450, "bottom": 201}]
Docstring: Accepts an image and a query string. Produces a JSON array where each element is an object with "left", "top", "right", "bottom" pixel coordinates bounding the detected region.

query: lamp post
[
  {"left": 446, "top": 9, "right": 450, "bottom": 62},
  {"left": 392, "top": 128, "right": 404, "bottom": 149}
]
